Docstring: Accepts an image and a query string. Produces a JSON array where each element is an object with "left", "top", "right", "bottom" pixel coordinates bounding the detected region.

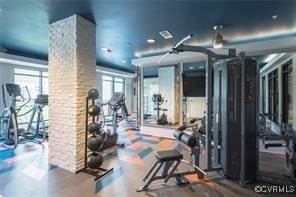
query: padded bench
[{"left": 137, "top": 150, "right": 184, "bottom": 192}]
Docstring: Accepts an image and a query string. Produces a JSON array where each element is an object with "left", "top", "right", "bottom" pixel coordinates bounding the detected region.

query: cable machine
[{"left": 156, "top": 35, "right": 258, "bottom": 185}]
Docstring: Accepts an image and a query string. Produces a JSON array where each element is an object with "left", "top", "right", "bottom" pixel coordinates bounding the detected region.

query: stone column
[{"left": 48, "top": 15, "right": 96, "bottom": 173}]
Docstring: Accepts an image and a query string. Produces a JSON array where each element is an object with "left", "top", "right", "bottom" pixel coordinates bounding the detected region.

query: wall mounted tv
[{"left": 182, "top": 73, "right": 205, "bottom": 97}]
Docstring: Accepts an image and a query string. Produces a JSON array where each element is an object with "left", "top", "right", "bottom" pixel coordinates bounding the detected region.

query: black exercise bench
[{"left": 137, "top": 149, "right": 206, "bottom": 192}]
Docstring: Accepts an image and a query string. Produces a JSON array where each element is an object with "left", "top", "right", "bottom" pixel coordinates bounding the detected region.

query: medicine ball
[
  {"left": 88, "top": 122, "right": 102, "bottom": 134},
  {"left": 87, "top": 135, "right": 103, "bottom": 152},
  {"left": 87, "top": 153, "right": 103, "bottom": 169},
  {"left": 88, "top": 88, "right": 99, "bottom": 99},
  {"left": 88, "top": 105, "right": 100, "bottom": 116}
]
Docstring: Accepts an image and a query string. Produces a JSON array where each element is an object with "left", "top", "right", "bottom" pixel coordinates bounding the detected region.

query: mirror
[{"left": 143, "top": 65, "right": 180, "bottom": 127}]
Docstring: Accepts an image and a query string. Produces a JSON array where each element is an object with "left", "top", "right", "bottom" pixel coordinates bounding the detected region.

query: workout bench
[{"left": 137, "top": 150, "right": 206, "bottom": 192}]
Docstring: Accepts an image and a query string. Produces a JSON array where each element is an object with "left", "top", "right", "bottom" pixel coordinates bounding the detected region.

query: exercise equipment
[
  {"left": 87, "top": 152, "right": 104, "bottom": 169},
  {"left": 78, "top": 90, "right": 113, "bottom": 181},
  {"left": 26, "top": 94, "right": 48, "bottom": 138},
  {"left": 87, "top": 122, "right": 102, "bottom": 134},
  {"left": 259, "top": 120, "right": 296, "bottom": 182},
  {"left": 0, "top": 83, "right": 47, "bottom": 149},
  {"left": 88, "top": 105, "right": 101, "bottom": 116},
  {"left": 101, "top": 92, "right": 129, "bottom": 150},
  {"left": 137, "top": 118, "right": 207, "bottom": 192},
  {"left": 213, "top": 58, "right": 258, "bottom": 184},
  {"left": 155, "top": 35, "right": 260, "bottom": 186},
  {"left": 152, "top": 94, "right": 168, "bottom": 125},
  {"left": 88, "top": 88, "right": 99, "bottom": 99},
  {"left": 87, "top": 135, "right": 103, "bottom": 152}
]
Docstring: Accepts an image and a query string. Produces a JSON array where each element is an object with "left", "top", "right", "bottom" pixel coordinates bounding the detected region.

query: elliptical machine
[
  {"left": 152, "top": 94, "right": 168, "bottom": 125},
  {"left": 100, "top": 92, "right": 128, "bottom": 150},
  {"left": 0, "top": 83, "right": 47, "bottom": 149}
]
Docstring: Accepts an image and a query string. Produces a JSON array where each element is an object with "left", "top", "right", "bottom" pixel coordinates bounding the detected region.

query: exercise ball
[
  {"left": 87, "top": 153, "right": 103, "bottom": 169},
  {"left": 88, "top": 88, "right": 99, "bottom": 99},
  {"left": 88, "top": 122, "right": 102, "bottom": 134},
  {"left": 87, "top": 135, "right": 103, "bottom": 152},
  {"left": 88, "top": 105, "right": 100, "bottom": 116}
]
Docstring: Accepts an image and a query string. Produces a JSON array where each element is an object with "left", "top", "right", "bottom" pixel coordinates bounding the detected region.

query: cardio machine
[
  {"left": 0, "top": 83, "right": 47, "bottom": 149},
  {"left": 100, "top": 92, "right": 129, "bottom": 150},
  {"left": 152, "top": 94, "right": 168, "bottom": 125}
]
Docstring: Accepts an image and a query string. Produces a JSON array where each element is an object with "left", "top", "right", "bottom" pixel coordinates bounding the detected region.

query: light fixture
[
  {"left": 198, "top": 66, "right": 204, "bottom": 69},
  {"left": 189, "top": 66, "right": 194, "bottom": 69},
  {"left": 272, "top": 15, "right": 278, "bottom": 20},
  {"left": 147, "top": 38, "right": 156, "bottom": 43},
  {"left": 264, "top": 54, "right": 277, "bottom": 63},
  {"left": 213, "top": 25, "right": 224, "bottom": 49},
  {"left": 101, "top": 47, "right": 111, "bottom": 53},
  {"left": 121, "top": 60, "right": 127, "bottom": 63},
  {"left": 159, "top": 31, "right": 173, "bottom": 39}
]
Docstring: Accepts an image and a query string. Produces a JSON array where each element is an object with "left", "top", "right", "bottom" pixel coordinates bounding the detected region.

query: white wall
[
  {"left": 186, "top": 97, "right": 206, "bottom": 118},
  {"left": 143, "top": 77, "right": 159, "bottom": 115},
  {"left": 0, "top": 63, "right": 15, "bottom": 112}
]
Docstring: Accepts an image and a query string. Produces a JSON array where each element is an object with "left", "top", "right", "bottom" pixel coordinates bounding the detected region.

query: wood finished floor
[{"left": 0, "top": 123, "right": 294, "bottom": 197}]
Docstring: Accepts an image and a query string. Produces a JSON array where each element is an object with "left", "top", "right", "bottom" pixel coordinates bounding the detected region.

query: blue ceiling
[{"left": 0, "top": 0, "right": 296, "bottom": 73}]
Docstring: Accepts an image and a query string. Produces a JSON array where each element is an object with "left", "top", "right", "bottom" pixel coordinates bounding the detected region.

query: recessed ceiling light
[
  {"left": 121, "top": 60, "right": 127, "bottom": 63},
  {"left": 147, "top": 39, "right": 156, "bottom": 43},
  {"left": 101, "top": 47, "right": 111, "bottom": 53},
  {"left": 198, "top": 66, "right": 204, "bottom": 69},
  {"left": 189, "top": 66, "right": 194, "bottom": 69},
  {"left": 272, "top": 15, "right": 278, "bottom": 20}
]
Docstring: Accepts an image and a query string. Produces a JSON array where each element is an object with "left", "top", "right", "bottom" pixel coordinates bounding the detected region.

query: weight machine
[
  {"left": 0, "top": 83, "right": 47, "bottom": 149},
  {"left": 138, "top": 34, "right": 260, "bottom": 190},
  {"left": 258, "top": 114, "right": 296, "bottom": 182}
]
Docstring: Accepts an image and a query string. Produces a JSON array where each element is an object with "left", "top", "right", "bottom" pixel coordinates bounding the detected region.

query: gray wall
[{"left": 0, "top": 63, "right": 15, "bottom": 112}]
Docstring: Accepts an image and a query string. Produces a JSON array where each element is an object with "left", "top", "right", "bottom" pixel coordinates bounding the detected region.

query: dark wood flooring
[{"left": 0, "top": 123, "right": 294, "bottom": 196}]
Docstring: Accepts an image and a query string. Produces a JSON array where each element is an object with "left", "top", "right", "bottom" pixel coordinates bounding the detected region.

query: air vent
[{"left": 159, "top": 31, "right": 173, "bottom": 39}]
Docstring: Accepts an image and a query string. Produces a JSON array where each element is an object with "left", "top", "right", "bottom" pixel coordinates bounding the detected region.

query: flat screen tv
[{"left": 182, "top": 73, "right": 205, "bottom": 97}]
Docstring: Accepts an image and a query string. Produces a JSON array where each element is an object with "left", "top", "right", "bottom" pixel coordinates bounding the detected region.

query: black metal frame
[
  {"left": 77, "top": 97, "right": 113, "bottom": 181},
  {"left": 137, "top": 156, "right": 206, "bottom": 192},
  {"left": 172, "top": 44, "right": 236, "bottom": 172}
]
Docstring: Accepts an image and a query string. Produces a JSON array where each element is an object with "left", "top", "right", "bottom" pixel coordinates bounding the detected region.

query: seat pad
[{"left": 155, "top": 150, "right": 183, "bottom": 162}]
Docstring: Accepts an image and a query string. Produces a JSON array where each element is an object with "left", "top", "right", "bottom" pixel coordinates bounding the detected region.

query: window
[
  {"left": 282, "top": 60, "right": 293, "bottom": 125},
  {"left": 102, "top": 75, "right": 125, "bottom": 114},
  {"left": 14, "top": 68, "right": 48, "bottom": 123},
  {"left": 268, "top": 69, "right": 279, "bottom": 123},
  {"left": 261, "top": 76, "right": 266, "bottom": 113},
  {"left": 102, "top": 75, "right": 125, "bottom": 102}
]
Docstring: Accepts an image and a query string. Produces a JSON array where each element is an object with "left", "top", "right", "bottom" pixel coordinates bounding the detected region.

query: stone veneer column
[{"left": 48, "top": 15, "right": 96, "bottom": 173}]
